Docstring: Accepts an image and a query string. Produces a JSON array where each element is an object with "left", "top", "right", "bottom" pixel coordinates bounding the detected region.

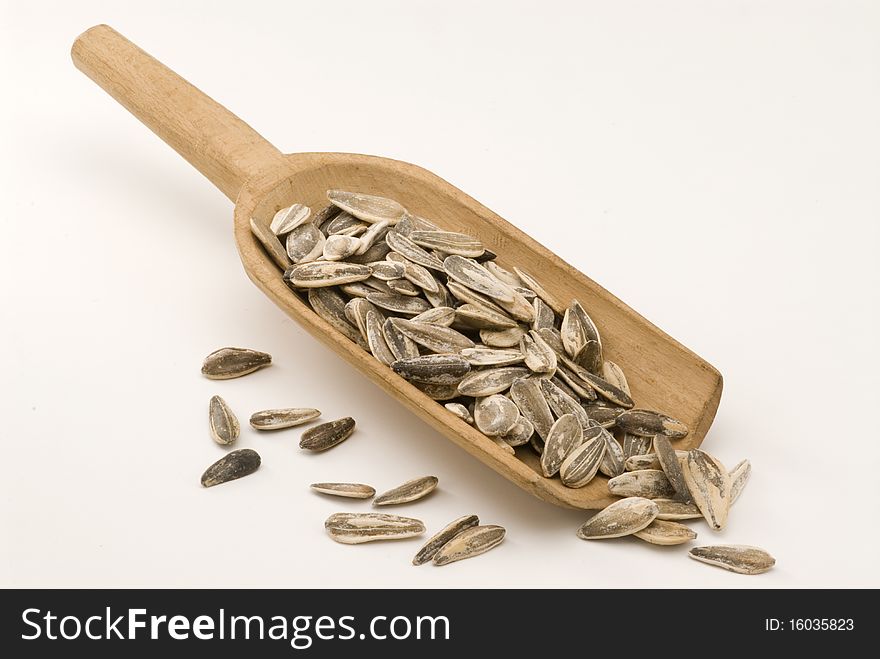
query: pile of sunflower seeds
[{"left": 251, "top": 190, "right": 692, "bottom": 494}]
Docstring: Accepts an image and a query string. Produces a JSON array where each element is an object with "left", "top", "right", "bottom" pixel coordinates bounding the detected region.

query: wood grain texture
[{"left": 72, "top": 25, "right": 722, "bottom": 509}]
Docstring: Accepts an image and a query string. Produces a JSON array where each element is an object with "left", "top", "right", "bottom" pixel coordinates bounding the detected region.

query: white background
[{"left": 2, "top": 0, "right": 878, "bottom": 588}]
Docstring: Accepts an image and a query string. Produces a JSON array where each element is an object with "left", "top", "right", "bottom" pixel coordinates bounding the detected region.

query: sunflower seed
[
  {"left": 652, "top": 498, "right": 703, "bottom": 520},
  {"left": 365, "top": 310, "right": 396, "bottom": 365},
  {"left": 541, "top": 414, "right": 584, "bottom": 477},
  {"left": 374, "top": 476, "right": 439, "bottom": 506},
  {"left": 300, "top": 417, "right": 356, "bottom": 451},
  {"left": 364, "top": 292, "right": 430, "bottom": 316},
  {"left": 509, "top": 378, "right": 555, "bottom": 440},
  {"left": 578, "top": 340, "right": 603, "bottom": 375},
  {"left": 615, "top": 409, "right": 688, "bottom": 438},
  {"left": 391, "top": 318, "right": 475, "bottom": 353},
  {"left": 461, "top": 347, "right": 525, "bottom": 367},
  {"left": 521, "top": 331, "right": 557, "bottom": 374},
  {"left": 322, "top": 235, "right": 362, "bottom": 261},
  {"left": 412, "top": 515, "right": 480, "bottom": 565},
  {"left": 312, "top": 203, "right": 342, "bottom": 232},
  {"left": 447, "top": 281, "right": 507, "bottom": 314},
  {"left": 602, "top": 361, "right": 631, "bottom": 397},
  {"left": 387, "top": 278, "right": 422, "bottom": 296},
  {"left": 270, "top": 203, "right": 311, "bottom": 235},
  {"left": 729, "top": 459, "right": 752, "bottom": 504},
  {"left": 325, "top": 512, "right": 425, "bottom": 544},
  {"left": 209, "top": 395, "right": 239, "bottom": 445},
  {"left": 532, "top": 298, "right": 556, "bottom": 330},
  {"left": 386, "top": 231, "right": 445, "bottom": 270},
  {"left": 681, "top": 449, "right": 731, "bottom": 531},
  {"left": 688, "top": 545, "right": 775, "bottom": 575},
  {"left": 539, "top": 378, "right": 589, "bottom": 428},
  {"left": 324, "top": 211, "right": 361, "bottom": 235},
  {"left": 555, "top": 365, "right": 597, "bottom": 401},
  {"left": 382, "top": 317, "right": 420, "bottom": 360},
  {"left": 561, "top": 303, "right": 589, "bottom": 360},
  {"left": 559, "top": 433, "right": 606, "bottom": 488},
  {"left": 653, "top": 435, "right": 692, "bottom": 502},
  {"left": 433, "top": 525, "right": 506, "bottom": 566},
  {"left": 200, "top": 448, "right": 261, "bottom": 487},
  {"left": 574, "top": 370, "right": 633, "bottom": 407},
  {"left": 285, "top": 261, "right": 372, "bottom": 288},
  {"left": 367, "top": 260, "right": 406, "bottom": 280},
  {"left": 625, "top": 453, "right": 661, "bottom": 471},
  {"left": 513, "top": 268, "right": 565, "bottom": 315},
  {"left": 250, "top": 217, "right": 293, "bottom": 270},
  {"left": 392, "top": 354, "right": 471, "bottom": 385},
  {"left": 250, "top": 408, "right": 321, "bottom": 430},
  {"left": 411, "top": 306, "right": 456, "bottom": 327},
  {"left": 623, "top": 433, "right": 653, "bottom": 459},
  {"left": 414, "top": 381, "right": 460, "bottom": 400},
  {"left": 202, "top": 347, "right": 272, "bottom": 380},
  {"left": 457, "top": 366, "right": 530, "bottom": 397},
  {"left": 455, "top": 304, "right": 518, "bottom": 329},
  {"left": 634, "top": 520, "right": 698, "bottom": 546},
  {"left": 385, "top": 251, "right": 439, "bottom": 292},
  {"left": 424, "top": 276, "right": 453, "bottom": 307},
  {"left": 410, "top": 230, "right": 485, "bottom": 258},
  {"left": 309, "top": 288, "right": 363, "bottom": 344},
  {"left": 480, "top": 326, "right": 526, "bottom": 348},
  {"left": 310, "top": 482, "right": 376, "bottom": 499},
  {"left": 345, "top": 298, "right": 378, "bottom": 342},
  {"left": 485, "top": 261, "right": 521, "bottom": 287},
  {"left": 445, "top": 402, "right": 474, "bottom": 424},
  {"left": 501, "top": 416, "right": 534, "bottom": 446},
  {"left": 598, "top": 431, "right": 626, "bottom": 478},
  {"left": 444, "top": 255, "right": 515, "bottom": 303},
  {"left": 496, "top": 288, "right": 535, "bottom": 323},
  {"left": 474, "top": 394, "right": 520, "bottom": 436},
  {"left": 576, "top": 497, "right": 659, "bottom": 540},
  {"left": 327, "top": 190, "right": 406, "bottom": 225},
  {"left": 549, "top": 376, "right": 579, "bottom": 400},
  {"left": 286, "top": 223, "right": 325, "bottom": 263},
  {"left": 607, "top": 470, "right": 675, "bottom": 498}
]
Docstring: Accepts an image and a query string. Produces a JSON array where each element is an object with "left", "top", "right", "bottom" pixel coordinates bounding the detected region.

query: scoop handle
[{"left": 71, "top": 24, "right": 286, "bottom": 202}]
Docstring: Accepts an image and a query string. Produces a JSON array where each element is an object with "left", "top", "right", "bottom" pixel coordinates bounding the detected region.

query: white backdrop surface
[{"left": 1, "top": 1, "right": 878, "bottom": 587}]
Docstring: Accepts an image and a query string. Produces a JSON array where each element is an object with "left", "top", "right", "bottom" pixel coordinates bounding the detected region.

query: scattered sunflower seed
[
  {"left": 688, "top": 545, "right": 775, "bottom": 575},
  {"left": 325, "top": 512, "right": 425, "bottom": 544},
  {"left": 634, "top": 519, "right": 698, "bottom": 546},
  {"left": 201, "top": 449, "right": 261, "bottom": 487},
  {"left": 412, "top": 515, "right": 481, "bottom": 565},
  {"left": 576, "top": 497, "right": 659, "bottom": 540},
  {"left": 729, "top": 459, "right": 752, "bottom": 504},
  {"left": 250, "top": 408, "right": 321, "bottom": 430},
  {"left": 202, "top": 347, "right": 272, "bottom": 380},
  {"left": 209, "top": 395, "right": 239, "bottom": 446},
  {"left": 373, "top": 476, "right": 439, "bottom": 506},
  {"left": 432, "top": 525, "right": 506, "bottom": 566},
  {"left": 310, "top": 483, "right": 376, "bottom": 499},
  {"left": 300, "top": 417, "right": 356, "bottom": 452}
]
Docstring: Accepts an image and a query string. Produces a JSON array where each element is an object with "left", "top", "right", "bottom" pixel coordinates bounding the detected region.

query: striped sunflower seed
[
  {"left": 390, "top": 318, "right": 475, "bottom": 353},
  {"left": 496, "top": 288, "right": 535, "bottom": 323},
  {"left": 443, "top": 255, "right": 514, "bottom": 303},
  {"left": 574, "top": 370, "right": 633, "bottom": 408},
  {"left": 412, "top": 514, "right": 481, "bottom": 565},
  {"left": 324, "top": 211, "right": 363, "bottom": 235},
  {"left": 310, "top": 482, "right": 376, "bottom": 499},
  {"left": 367, "top": 260, "right": 406, "bottom": 280},
  {"left": 583, "top": 403, "right": 625, "bottom": 427},
  {"left": 312, "top": 203, "right": 342, "bottom": 231},
  {"left": 688, "top": 545, "right": 775, "bottom": 575},
  {"left": 474, "top": 394, "right": 520, "bottom": 436},
  {"left": 598, "top": 431, "right": 626, "bottom": 478},
  {"left": 285, "top": 261, "right": 372, "bottom": 288},
  {"left": 325, "top": 512, "right": 425, "bottom": 544},
  {"left": 509, "top": 378, "right": 555, "bottom": 440},
  {"left": 501, "top": 416, "right": 534, "bottom": 446},
  {"left": 653, "top": 435, "right": 692, "bottom": 502},
  {"left": 382, "top": 317, "right": 420, "bottom": 360},
  {"left": 250, "top": 408, "right": 321, "bottom": 430},
  {"left": 576, "top": 497, "right": 659, "bottom": 540},
  {"left": 386, "top": 231, "right": 445, "bottom": 271},
  {"left": 457, "top": 366, "right": 530, "bottom": 397},
  {"left": 480, "top": 326, "right": 526, "bottom": 348},
  {"left": 634, "top": 520, "right": 698, "bottom": 546},
  {"left": 681, "top": 449, "right": 731, "bottom": 531},
  {"left": 455, "top": 304, "right": 518, "bottom": 329},
  {"left": 410, "top": 230, "right": 485, "bottom": 258},
  {"left": 616, "top": 409, "right": 689, "bottom": 439},
  {"left": 299, "top": 417, "right": 356, "bottom": 451},
  {"left": 411, "top": 306, "right": 456, "bottom": 326},
  {"left": 602, "top": 360, "right": 631, "bottom": 397},
  {"left": 309, "top": 288, "right": 363, "bottom": 345},
  {"left": 392, "top": 354, "right": 471, "bottom": 385},
  {"left": 607, "top": 469, "right": 675, "bottom": 498},
  {"left": 374, "top": 476, "right": 439, "bottom": 506},
  {"left": 432, "top": 525, "right": 506, "bottom": 566},
  {"left": 386, "top": 252, "right": 439, "bottom": 292},
  {"left": 521, "top": 331, "right": 557, "bottom": 374},
  {"left": 387, "top": 278, "right": 422, "bottom": 297},
  {"left": 366, "top": 292, "right": 431, "bottom": 316},
  {"left": 201, "top": 347, "right": 272, "bottom": 380},
  {"left": 539, "top": 378, "right": 590, "bottom": 429},
  {"left": 365, "top": 310, "right": 396, "bottom": 366},
  {"left": 623, "top": 433, "right": 653, "bottom": 459},
  {"left": 327, "top": 190, "right": 406, "bottom": 224},
  {"left": 559, "top": 432, "right": 606, "bottom": 488},
  {"left": 541, "top": 413, "right": 584, "bottom": 477},
  {"left": 555, "top": 364, "right": 597, "bottom": 401},
  {"left": 201, "top": 448, "right": 261, "bottom": 488},
  {"left": 270, "top": 203, "right": 311, "bottom": 235},
  {"left": 209, "top": 395, "right": 239, "bottom": 445},
  {"left": 485, "top": 261, "right": 521, "bottom": 287},
  {"left": 531, "top": 298, "right": 556, "bottom": 330},
  {"left": 286, "top": 223, "right": 325, "bottom": 263},
  {"left": 729, "top": 459, "right": 752, "bottom": 504},
  {"left": 625, "top": 453, "right": 661, "bottom": 471}
]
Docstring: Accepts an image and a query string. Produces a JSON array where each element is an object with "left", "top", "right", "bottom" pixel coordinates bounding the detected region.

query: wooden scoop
[{"left": 71, "top": 25, "right": 722, "bottom": 509}]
